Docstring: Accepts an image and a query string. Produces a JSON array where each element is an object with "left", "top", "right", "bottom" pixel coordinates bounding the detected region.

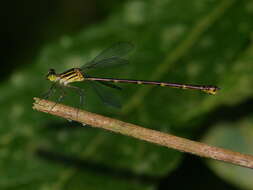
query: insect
[{"left": 44, "top": 42, "right": 220, "bottom": 110}]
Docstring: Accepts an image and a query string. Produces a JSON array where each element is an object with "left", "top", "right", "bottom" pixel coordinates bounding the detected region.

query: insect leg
[
  {"left": 49, "top": 85, "right": 67, "bottom": 112},
  {"left": 65, "top": 85, "right": 85, "bottom": 120},
  {"left": 42, "top": 83, "right": 57, "bottom": 99}
]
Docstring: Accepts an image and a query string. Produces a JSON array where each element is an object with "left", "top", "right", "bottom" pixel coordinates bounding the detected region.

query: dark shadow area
[
  {"left": 41, "top": 120, "right": 87, "bottom": 131},
  {"left": 176, "top": 97, "right": 253, "bottom": 138},
  {"left": 36, "top": 148, "right": 240, "bottom": 189},
  {"left": 1, "top": 0, "right": 111, "bottom": 80},
  {"left": 158, "top": 155, "right": 239, "bottom": 190},
  {"left": 36, "top": 148, "right": 161, "bottom": 185},
  {"left": 206, "top": 98, "right": 253, "bottom": 125},
  {"left": 194, "top": 97, "right": 253, "bottom": 138}
]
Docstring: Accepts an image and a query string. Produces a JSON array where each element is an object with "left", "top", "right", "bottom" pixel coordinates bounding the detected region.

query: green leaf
[{"left": 202, "top": 116, "right": 253, "bottom": 189}]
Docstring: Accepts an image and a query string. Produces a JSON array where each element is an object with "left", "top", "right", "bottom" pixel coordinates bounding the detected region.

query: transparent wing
[
  {"left": 88, "top": 81, "right": 122, "bottom": 108},
  {"left": 97, "top": 81, "right": 122, "bottom": 90},
  {"left": 81, "top": 42, "right": 133, "bottom": 70}
]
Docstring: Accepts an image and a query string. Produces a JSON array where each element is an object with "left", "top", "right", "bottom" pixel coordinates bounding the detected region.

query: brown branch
[{"left": 33, "top": 97, "right": 253, "bottom": 169}]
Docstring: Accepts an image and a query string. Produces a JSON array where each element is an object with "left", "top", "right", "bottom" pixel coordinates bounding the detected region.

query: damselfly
[{"left": 44, "top": 42, "right": 220, "bottom": 109}]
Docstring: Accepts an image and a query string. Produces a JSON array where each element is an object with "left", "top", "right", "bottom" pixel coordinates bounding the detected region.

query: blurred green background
[{"left": 1, "top": 0, "right": 253, "bottom": 189}]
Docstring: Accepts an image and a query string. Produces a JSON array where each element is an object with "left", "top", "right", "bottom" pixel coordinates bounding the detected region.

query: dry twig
[{"left": 33, "top": 97, "right": 253, "bottom": 169}]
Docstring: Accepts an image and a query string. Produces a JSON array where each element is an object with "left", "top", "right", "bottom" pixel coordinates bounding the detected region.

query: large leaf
[
  {"left": 202, "top": 116, "right": 253, "bottom": 190},
  {"left": 1, "top": 0, "right": 253, "bottom": 189}
]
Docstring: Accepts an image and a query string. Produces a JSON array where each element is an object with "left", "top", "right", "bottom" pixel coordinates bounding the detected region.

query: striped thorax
[{"left": 46, "top": 68, "right": 85, "bottom": 86}]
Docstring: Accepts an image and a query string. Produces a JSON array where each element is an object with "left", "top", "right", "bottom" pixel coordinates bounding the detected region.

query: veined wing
[
  {"left": 88, "top": 80, "right": 122, "bottom": 108},
  {"left": 81, "top": 42, "right": 133, "bottom": 70}
]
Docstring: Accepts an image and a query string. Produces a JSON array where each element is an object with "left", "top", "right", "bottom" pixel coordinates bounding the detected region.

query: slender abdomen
[{"left": 85, "top": 77, "right": 219, "bottom": 95}]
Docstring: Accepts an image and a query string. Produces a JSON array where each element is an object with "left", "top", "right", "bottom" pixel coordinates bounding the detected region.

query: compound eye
[
  {"left": 48, "top": 69, "right": 55, "bottom": 74},
  {"left": 46, "top": 69, "right": 56, "bottom": 80}
]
